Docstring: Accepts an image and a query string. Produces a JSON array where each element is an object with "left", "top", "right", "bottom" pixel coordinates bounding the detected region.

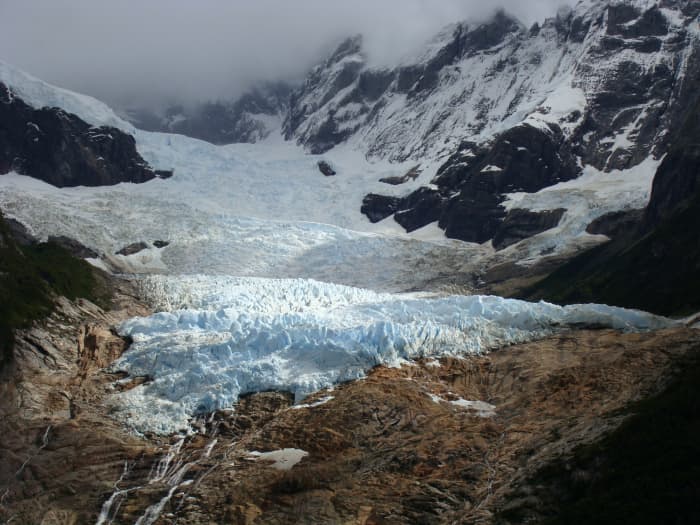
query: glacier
[
  {"left": 110, "top": 276, "right": 675, "bottom": 435},
  {"left": 0, "top": 58, "right": 666, "bottom": 273},
  {"left": 0, "top": 45, "right": 684, "bottom": 436}
]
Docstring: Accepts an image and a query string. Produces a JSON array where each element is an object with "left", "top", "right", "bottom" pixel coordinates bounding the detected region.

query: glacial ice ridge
[{"left": 110, "top": 276, "right": 675, "bottom": 434}]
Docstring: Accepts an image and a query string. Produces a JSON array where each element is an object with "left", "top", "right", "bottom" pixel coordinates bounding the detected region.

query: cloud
[{"left": 0, "top": 0, "right": 575, "bottom": 110}]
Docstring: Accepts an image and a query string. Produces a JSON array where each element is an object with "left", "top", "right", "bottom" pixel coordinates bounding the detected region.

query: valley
[{"left": 1, "top": 0, "right": 699, "bottom": 523}]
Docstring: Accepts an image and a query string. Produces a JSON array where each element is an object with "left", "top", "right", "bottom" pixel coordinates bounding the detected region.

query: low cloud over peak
[{"left": 0, "top": 0, "right": 575, "bottom": 111}]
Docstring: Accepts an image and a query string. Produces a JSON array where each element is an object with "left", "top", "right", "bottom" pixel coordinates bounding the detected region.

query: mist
[{"left": 0, "top": 0, "right": 575, "bottom": 111}]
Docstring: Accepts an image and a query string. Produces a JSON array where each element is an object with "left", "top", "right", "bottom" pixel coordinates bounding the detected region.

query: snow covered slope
[
  {"left": 285, "top": 1, "right": 700, "bottom": 168},
  {"left": 0, "top": 44, "right": 669, "bottom": 269},
  {"left": 0, "top": 61, "right": 134, "bottom": 133},
  {"left": 278, "top": 0, "right": 700, "bottom": 243}
]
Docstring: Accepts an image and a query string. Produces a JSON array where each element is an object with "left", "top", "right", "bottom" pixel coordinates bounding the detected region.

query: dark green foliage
[
  {"left": 520, "top": 194, "right": 700, "bottom": 316},
  {"left": 503, "top": 355, "right": 700, "bottom": 524},
  {"left": 0, "top": 213, "right": 109, "bottom": 368}
]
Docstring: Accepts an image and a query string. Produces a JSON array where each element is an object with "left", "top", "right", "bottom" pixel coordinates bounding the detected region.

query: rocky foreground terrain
[{"left": 1, "top": 272, "right": 698, "bottom": 524}]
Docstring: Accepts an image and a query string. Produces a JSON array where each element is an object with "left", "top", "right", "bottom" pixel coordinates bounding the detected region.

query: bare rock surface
[{"left": 1, "top": 277, "right": 698, "bottom": 524}]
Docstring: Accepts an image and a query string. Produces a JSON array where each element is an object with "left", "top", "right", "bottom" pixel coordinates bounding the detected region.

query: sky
[{"left": 0, "top": 0, "right": 576, "bottom": 111}]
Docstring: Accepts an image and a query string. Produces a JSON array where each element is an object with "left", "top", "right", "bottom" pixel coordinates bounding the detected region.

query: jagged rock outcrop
[
  {"left": 0, "top": 280, "right": 157, "bottom": 525},
  {"left": 284, "top": 1, "right": 699, "bottom": 170},
  {"left": 0, "top": 82, "right": 162, "bottom": 187},
  {"left": 317, "top": 160, "right": 336, "bottom": 176},
  {"left": 4, "top": 217, "right": 36, "bottom": 246},
  {"left": 363, "top": 123, "right": 579, "bottom": 243},
  {"left": 116, "top": 241, "right": 149, "bottom": 256},
  {"left": 361, "top": 194, "right": 401, "bottom": 223},
  {"left": 493, "top": 208, "right": 566, "bottom": 250}
]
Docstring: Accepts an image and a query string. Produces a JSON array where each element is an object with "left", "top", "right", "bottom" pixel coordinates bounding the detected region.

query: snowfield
[{"left": 0, "top": 59, "right": 677, "bottom": 434}]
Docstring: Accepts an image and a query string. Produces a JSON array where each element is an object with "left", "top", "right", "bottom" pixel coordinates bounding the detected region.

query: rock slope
[
  {"left": 0, "top": 82, "right": 164, "bottom": 187},
  {"left": 3, "top": 301, "right": 696, "bottom": 523},
  {"left": 351, "top": 0, "right": 700, "bottom": 241}
]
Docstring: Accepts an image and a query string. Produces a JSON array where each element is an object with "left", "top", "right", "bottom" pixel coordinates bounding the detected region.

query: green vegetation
[
  {"left": 519, "top": 194, "right": 700, "bottom": 316},
  {"left": 0, "top": 213, "right": 110, "bottom": 368},
  {"left": 501, "top": 354, "right": 700, "bottom": 524}
]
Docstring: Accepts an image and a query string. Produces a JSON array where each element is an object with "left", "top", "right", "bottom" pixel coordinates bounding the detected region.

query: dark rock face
[
  {"left": 0, "top": 83, "right": 158, "bottom": 187},
  {"left": 361, "top": 194, "right": 401, "bottom": 223},
  {"left": 644, "top": 93, "right": 700, "bottom": 229},
  {"left": 153, "top": 240, "right": 170, "bottom": 249},
  {"left": 493, "top": 208, "right": 566, "bottom": 250},
  {"left": 586, "top": 209, "right": 644, "bottom": 239},
  {"left": 523, "top": 79, "right": 700, "bottom": 317},
  {"left": 317, "top": 160, "right": 336, "bottom": 176},
  {"left": 363, "top": 123, "right": 580, "bottom": 243},
  {"left": 379, "top": 165, "right": 421, "bottom": 186},
  {"left": 4, "top": 217, "right": 36, "bottom": 246},
  {"left": 395, "top": 187, "right": 445, "bottom": 232},
  {"left": 571, "top": 3, "right": 700, "bottom": 171},
  {"left": 439, "top": 188, "right": 506, "bottom": 243},
  {"left": 116, "top": 242, "right": 149, "bottom": 256},
  {"left": 47, "top": 236, "right": 99, "bottom": 259}
]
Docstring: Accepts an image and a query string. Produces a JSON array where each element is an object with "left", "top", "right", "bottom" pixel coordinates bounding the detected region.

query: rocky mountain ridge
[
  {"left": 111, "top": 0, "right": 700, "bottom": 247},
  {"left": 0, "top": 82, "right": 168, "bottom": 187},
  {"left": 285, "top": 0, "right": 699, "bottom": 165},
  {"left": 352, "top": 0, "right": 700, "bottom": 242}
]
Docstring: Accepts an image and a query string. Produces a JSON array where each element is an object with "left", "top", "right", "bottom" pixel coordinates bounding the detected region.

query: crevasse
[{"left": 110, "top": 276, "right": 674, "bottom": 435}]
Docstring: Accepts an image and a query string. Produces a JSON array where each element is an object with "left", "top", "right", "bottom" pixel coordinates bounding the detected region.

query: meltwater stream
[
  {"left": 109, "top": 275, "right": 676, "bottom": 435},
  {"left": 96, "top": 417, "right": 224, "bottom": 525}
]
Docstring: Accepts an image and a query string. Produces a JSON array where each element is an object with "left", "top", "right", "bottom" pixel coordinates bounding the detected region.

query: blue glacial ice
[{"left": 110, "top": 276, "right": 675, "bottom": 434}]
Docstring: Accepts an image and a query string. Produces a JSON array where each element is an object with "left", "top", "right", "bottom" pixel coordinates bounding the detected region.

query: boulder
[
  {"left": 379, "top": 165, "right": 421, "bottom": 186},
  {"left": 317, "top": 160, "right": 336, "bottom": 176},
  {"left": 116, "top": 242, "right": 149, "bottom": 256}
]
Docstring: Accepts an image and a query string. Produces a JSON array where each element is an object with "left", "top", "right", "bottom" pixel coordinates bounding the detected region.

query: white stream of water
[{"left": 96, "top": 419, "right": 223, "bottom": 525}]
